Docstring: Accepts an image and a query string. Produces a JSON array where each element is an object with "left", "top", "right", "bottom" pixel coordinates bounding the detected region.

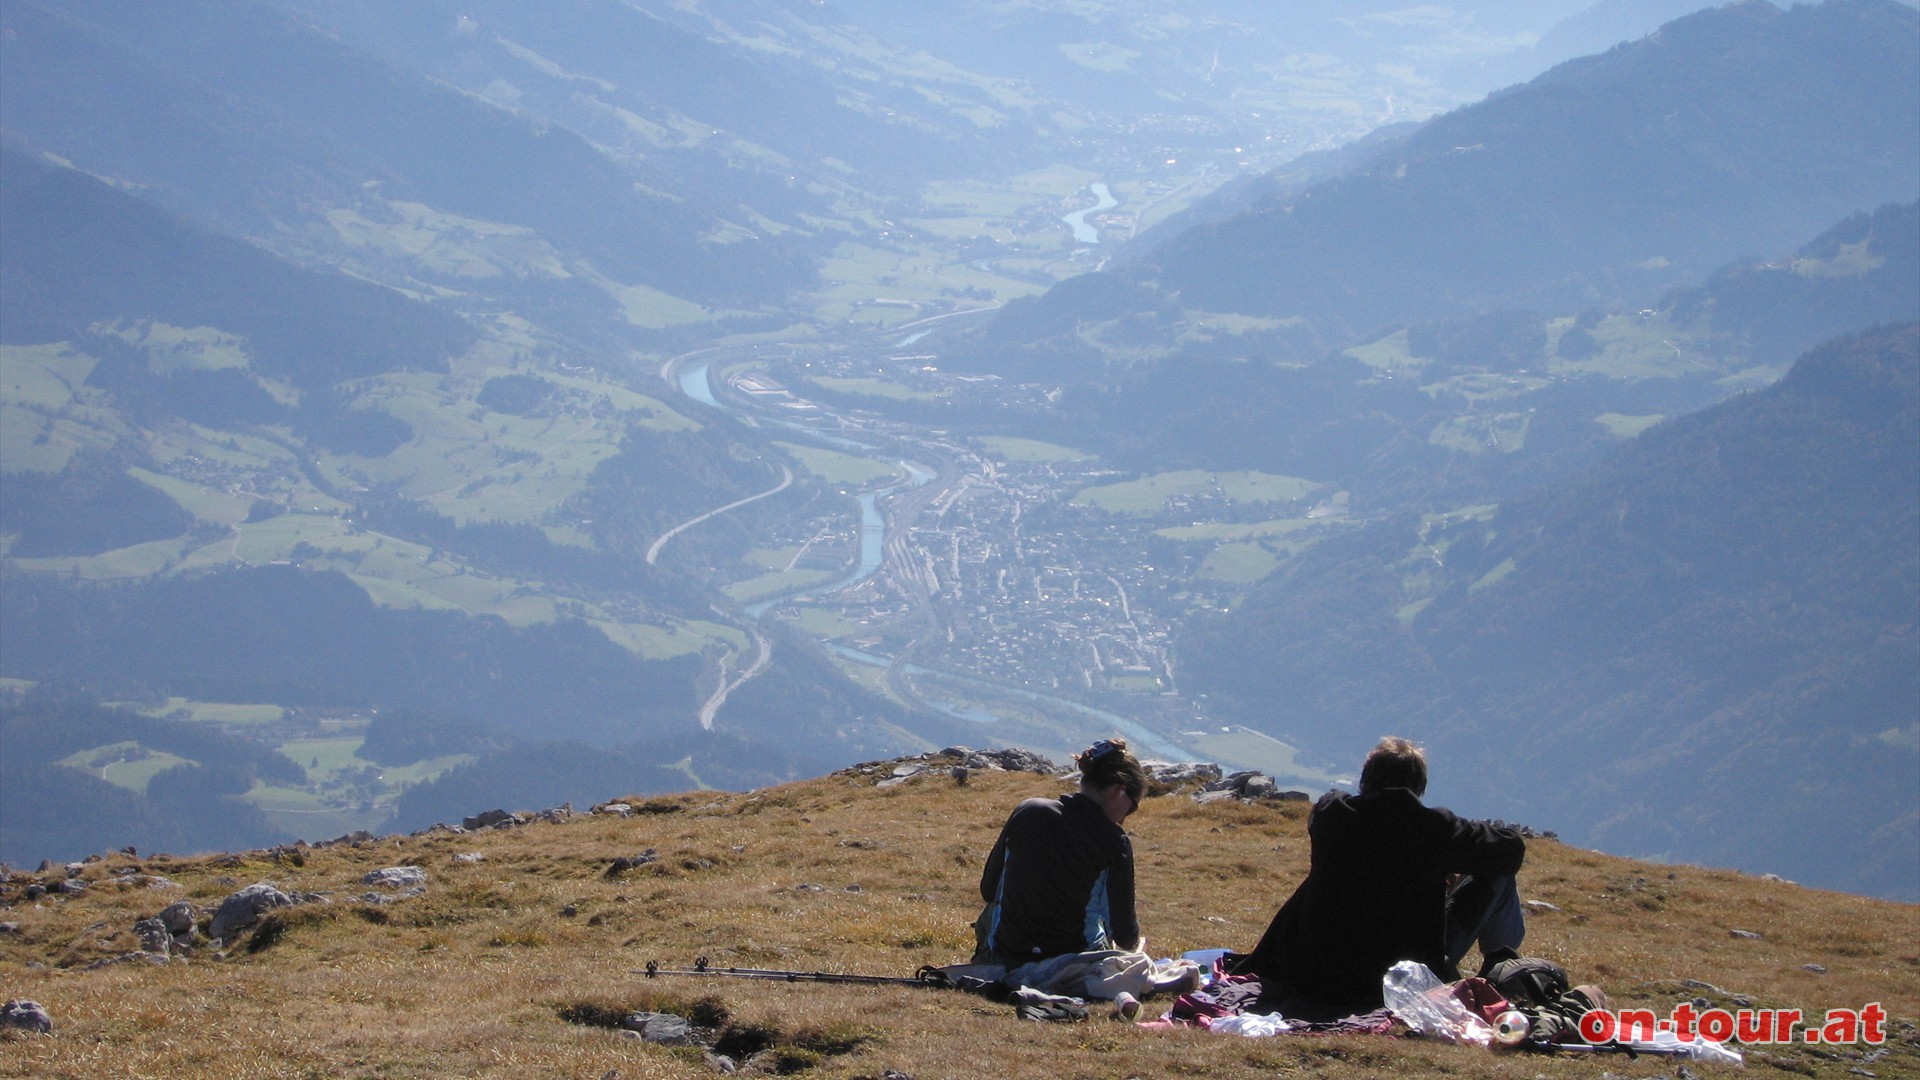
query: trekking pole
[
  {"left": 1522, "top": 1039, "right": 1694, "bottom": 1059},
  {"left": 639, "top": 957, "right": 951, "bottom": 987}
]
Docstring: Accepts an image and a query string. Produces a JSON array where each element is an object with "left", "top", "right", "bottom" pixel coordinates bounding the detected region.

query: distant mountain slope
[
  {"left": 278, "top": 0, "right": 996, "bottom": 194},
  {"left": 0, "top": 148, "right": 476, "bottom": 388},
  {"left": 977, "top": 0, "right": 1920, "bottom": 368},
  {"left": 1180, "top": 324, "right": 1920, "bottom": 899},
  {"left": 0, "top": 0, "right": 812, "bottom": 307}
]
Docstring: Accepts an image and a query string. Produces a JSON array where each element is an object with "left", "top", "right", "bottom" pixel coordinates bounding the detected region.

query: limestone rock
[
  {"left": 1, "top": 1000, "right": 52, "bottom": 1034},
  {"left": 621, "top": 1011, "right": 694, "bottom": 1045},
  {"left": 208, "top": 882, "right": 296, "bottom": 942},
  {"left": 158, "top": 901, "right": 197, "bottom": 936},
  {"left": 361, "top": 866, "right": 427, "bottom": 889}
]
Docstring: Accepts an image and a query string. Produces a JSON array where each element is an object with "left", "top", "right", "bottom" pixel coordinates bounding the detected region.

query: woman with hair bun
[{"left": 973, "top": 737, "right": 1147, "bottom": 964}]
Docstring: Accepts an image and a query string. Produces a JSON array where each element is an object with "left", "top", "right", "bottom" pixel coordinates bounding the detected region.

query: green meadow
[{"left": 1073, "top": 469, "right": 1318, "bottom": 513}]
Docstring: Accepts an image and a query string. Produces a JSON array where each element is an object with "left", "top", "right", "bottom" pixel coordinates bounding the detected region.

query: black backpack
[{"left": 1481, "top": 955, "right": 1570, "bottom": 1009}]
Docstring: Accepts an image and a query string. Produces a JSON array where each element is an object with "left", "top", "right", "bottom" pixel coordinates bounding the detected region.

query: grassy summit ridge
[{"left": 2, "top": 758, "right": 1913, "bottom": 1078}]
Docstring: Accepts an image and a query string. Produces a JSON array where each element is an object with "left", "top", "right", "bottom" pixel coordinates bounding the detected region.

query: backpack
[{"left": 1480, "top": 956, "right": 1570, "bottom": 1009}]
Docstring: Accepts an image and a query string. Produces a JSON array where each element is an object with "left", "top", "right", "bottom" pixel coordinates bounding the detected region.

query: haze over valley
[{"left": 2, "top": 0, "right": 1915, "bottom": 901}]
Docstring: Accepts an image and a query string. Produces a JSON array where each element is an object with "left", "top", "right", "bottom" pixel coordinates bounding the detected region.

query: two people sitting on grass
[{"left": 970, "top": 733, "right": 1526, "bottom": 1020}]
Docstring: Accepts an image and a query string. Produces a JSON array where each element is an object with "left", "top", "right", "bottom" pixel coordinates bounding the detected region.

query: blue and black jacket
[{"left": 978, "top": 792, "right": 1139, "bottom": 962}]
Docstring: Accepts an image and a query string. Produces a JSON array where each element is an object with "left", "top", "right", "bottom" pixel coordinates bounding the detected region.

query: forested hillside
[{"left": 1180, "top": 324, "right": 1920, "bottom": 899}]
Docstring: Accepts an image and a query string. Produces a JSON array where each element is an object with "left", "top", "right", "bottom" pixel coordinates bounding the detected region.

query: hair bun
[{"left": 1076, "top": 737, "right": 1129, "bottom": 772}]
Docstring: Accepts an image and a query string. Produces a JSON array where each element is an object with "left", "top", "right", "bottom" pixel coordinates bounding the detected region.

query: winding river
[{"left": 1062, "top": 181, "right": 1117, "bottom": 244}]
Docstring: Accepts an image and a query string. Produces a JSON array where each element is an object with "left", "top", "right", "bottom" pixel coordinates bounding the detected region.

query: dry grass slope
[{"left": 2, "top": 759, "right": 1916, "bottom": 1079}]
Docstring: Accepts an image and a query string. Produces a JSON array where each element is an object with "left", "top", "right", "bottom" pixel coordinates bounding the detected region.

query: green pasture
[
  {"left": 1073, "top": 470, "right": 1318, "bottom": 513},
  {"left": 0, "top": 402, "right": 121, "bottom": 474},
  {"left": 55, "top": 743, "right": 193, "bottom": 795},
  {"left": 0, "top": 343, "right": 99, "bottom": 407},
  {"left": 1104, "top": 674, "right": 1160, "bottom": 692},
  {"left": 589, "top": 618, "right": 718, "bottom": 661},
  {"left": 1179, "top": 311, "right": 1298, "bottom": 339},
  {"left": 1595, "top": 412, "right": 1666, "bottom": 438},
  {"left": 10, "top": 534, "right": 198, "bottom": 581},
  {"left": 806, "top": 377, "right": 947, "bottom": 403},
  {"left": 138, "top": 699, "right": 286, "bottom": 725},
  {"left": 1184, "top": 727, "right": 1342, "bottom": 789},
  {"left": 0, "top": 344, "right": 125, "bottom": 472},
  {"left": 744, "top": 545, "right": 804, "bottom": 572},
  {"left": 1427, "top": 412, "right": 1532, "bottom": 455},
  {"left": 784, "top": 605, "right": 861, "bottom": 640},
  {"left": 1421, "top": 372, "right": 1551, "bottom": 402},
  {"left": 606, "top": 280, "right": 715, "bottom": 329},
  {"left": 920, "top": 166, "right": 1099, "bottom": 218},
  {"left": 1470, "top": 557, "right": 1518, "bottom": 593},
  {"left": 1547, "top": 316, "right": 1713, "bottom": 381},
  {"left": 106, "top": 321, "right": 251, "bottom": 374},
  {"left": 823, "top": 648, "right": 898, "bottom": 702},
  {"left": 1396, "top": 597, "right": 1435, "bottom": 625},
  {"left": 774, "top": 441, "right": 900, "bottom": 484},
  {"left": 722, "top": 567, "right": 837, "bottom": 604},
  {"left": 1195, "top": 542, "right": 1282, "bottom": 584},
  {"left": 1156, "top": 518, "right": 1316, "bottom": 543},
  {"left": 976, "top": 436, "right": 1093, "bottom": 463},
  {"left": 129, "top": 467, "right": 253, "bottom": 525}
]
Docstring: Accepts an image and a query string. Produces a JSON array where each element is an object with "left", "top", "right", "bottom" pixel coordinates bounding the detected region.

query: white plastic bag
[{"left": 1381, "top": 961, "right": 1493, "bottom": 1045}]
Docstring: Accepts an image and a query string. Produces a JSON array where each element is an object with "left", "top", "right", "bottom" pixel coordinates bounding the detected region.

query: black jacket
[
  {"left": 1241, "top": 788, "right": 1524, "bottom": 1016},
  {"left": 979, "top": 793, "right": 1139, "bottom": 961}
]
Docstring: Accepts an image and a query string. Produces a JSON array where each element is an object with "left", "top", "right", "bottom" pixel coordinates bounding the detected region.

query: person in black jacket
[
  {"left": 1237, "top": 736, "right": 1526, "bottom": 1018},
  {"left": 973, "top": 738, "right": 1147, "bottom": 964}
]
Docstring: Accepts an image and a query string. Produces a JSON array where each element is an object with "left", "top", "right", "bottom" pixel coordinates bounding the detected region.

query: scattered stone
[
  {"left": 939, "top": 747, "right": 1057, "bottom": 774},
  {"left": 1759, "top": 873, "right": 1798, "bottom": 885},
  {"left": 705, "top": 1051, "right": 738, "bottom": 1073},
  {"left": 85, "top": 952, "right": 170, "bottom": 971},
  {"left": 134, "top": 917, "right": 172, "bottom": 955},
  {"left": 794, "top": 883, "right": 827, "bottom": 893},
  {"left": 463, "top": 810, "right": 518, "bottom": 831},
  {"left": 64, "top": 863, "right": 85, "bottom": 879},
  {"left": 158, "top": 901, "right": 196, "bottom": 937},
  {"left": 598, "top": 803, "right": 634, "bottom": 818},
  {"left": 453, "top": 853, "right": 486, "bottom": 865},
  {"left": 55, "top": 879, "right": 88, "bottom": 896},
  {"left": 1729, "top": 929, "right": 1762, "bottom": 940},
  {"left": 560, "top": 904, "right": 578, "bottom": 918},
  {"left": 621, "top": 1012, "right": 694, "bottom": 1045},
  {"left": 604, "top": 850, "right": 659, "bottom": 878},
  {"left": 24, "top": 884, "right": 45, "bottom": 900},
  {"left": 1525, "top": 900, "right": 1563, "bottom": 913},
  {"left": 844, "top": 884, "right": 863, "bottom": 893},
  {"left": 1146, "top": 762, "right": 1223, "bottom": 786},
  {"left": 208, "top": 882, "right": 297, "bottom": 942},
  {"left": 952, "top": 766, "right": 969, "bottom": 785},
  {"left": 1, "top": 1000, "right": 53, "bottom": 1034},
  {"left": 0, "top": 922, "right": 19, "bottom": 935},
  {"left": 361, "top": 866, "right": 427, "bottom": 889},
  {"left": 1803, "top": 963, "right": 1828, "bottom": 974}
]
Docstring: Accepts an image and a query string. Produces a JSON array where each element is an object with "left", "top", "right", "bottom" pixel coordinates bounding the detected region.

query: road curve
[{"left": 646, "top": 464, "right": 794, "bottom": 565}]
